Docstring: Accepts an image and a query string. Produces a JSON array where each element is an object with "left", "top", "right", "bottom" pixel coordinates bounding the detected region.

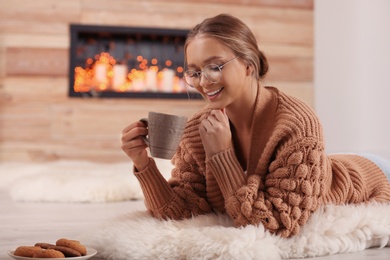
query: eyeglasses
[{"left": 184, "top": 56, "right": 238, "bottom": 88}]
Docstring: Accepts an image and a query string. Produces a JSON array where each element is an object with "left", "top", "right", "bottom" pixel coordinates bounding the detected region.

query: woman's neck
[{"left": 226, "top": 81, "right": 259, "bottom": 132}]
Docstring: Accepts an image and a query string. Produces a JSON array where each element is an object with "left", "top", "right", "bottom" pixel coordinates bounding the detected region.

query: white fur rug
[
  {"left": 1, "top": 160, "right": 389, "bottom": 258},
  {"left": 82, "top": 203, "right": 390, "bottom": 259},
  {"left": 0, "top": 160, "right": 172, "bottom": 202}
]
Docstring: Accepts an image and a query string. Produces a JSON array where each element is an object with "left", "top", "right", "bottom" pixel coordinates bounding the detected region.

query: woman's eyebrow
[{"left": 187, "top": 56, "right": 224, "bottom": 68}]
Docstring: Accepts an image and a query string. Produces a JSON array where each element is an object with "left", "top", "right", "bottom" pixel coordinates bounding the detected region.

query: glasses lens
[
  {"left": 183, "top": 64, "right": 222, "bottom": 87},
  {"left": 184, "top": 70, "right": 197, "bottom": 87},
  {"left": 203, "top": 64, "right": 222, "bottom": 83}
]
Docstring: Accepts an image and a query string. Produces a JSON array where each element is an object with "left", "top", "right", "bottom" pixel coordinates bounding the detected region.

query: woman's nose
[{"left": 199, "top": 73, "right": 213, "bottom": 88}]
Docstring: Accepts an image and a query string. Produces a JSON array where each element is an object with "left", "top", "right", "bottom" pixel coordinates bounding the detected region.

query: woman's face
[{"left": 185, "top": 36, "right": 249, "bottom": 109}]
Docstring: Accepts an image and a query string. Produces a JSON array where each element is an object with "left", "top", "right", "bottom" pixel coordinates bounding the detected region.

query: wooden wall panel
[
  {"left": 0, "top": 0, "right": 313, "bottom": 163},
  {"left": 6, "top": 48, "right": 68, "bottom": 76},
  {"left": 167, "top": 0, "right": 313, "bottom": 9},
  {"left": 2, "top": 34, "right": 69, "bottom": 48},
  {"left": 267, "top": 57, "right": 313, "bottom": 82},
  {"left": 0, "top": 76, "right": 205, "bottom": 162},
  {"left": 80, "top": 1, "right": 313, "bottom": 45},
  {"left": 0, "top": 0, "right": 81, "bottom": 35},
  {"left": 0, "top": 105, "right": 51, "bottom": 142},
  {"left": 4, "top": 47, "right": 313, "bottom": 81}
]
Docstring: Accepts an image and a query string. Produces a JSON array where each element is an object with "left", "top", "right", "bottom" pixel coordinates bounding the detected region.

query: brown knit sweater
[{"left": 134, "top": 86, "right": 390, "bottom": 237}]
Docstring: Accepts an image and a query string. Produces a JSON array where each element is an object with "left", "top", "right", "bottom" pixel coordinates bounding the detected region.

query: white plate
[{"left": 8, "top": 247, "right": 97, "bottom": 260}]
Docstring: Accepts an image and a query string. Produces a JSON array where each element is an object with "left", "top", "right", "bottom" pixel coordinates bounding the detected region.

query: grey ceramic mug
[{"left": 140, "top": 111, "right": 187, "bottom": 159}]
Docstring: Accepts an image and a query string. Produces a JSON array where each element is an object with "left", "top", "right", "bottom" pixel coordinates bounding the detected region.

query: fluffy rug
[
  {"left": 0, "top": 159, "right": 172, "bottom": 202},
  {"left": 82, "top": 203, "right": 390, "bottom": 259},
  {"left": 1, "top": 160, "right": 390, "bottom": 258}
]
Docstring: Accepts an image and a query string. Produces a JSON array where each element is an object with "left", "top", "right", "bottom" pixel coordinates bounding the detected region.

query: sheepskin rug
[
  {"left": 82, "top": 203, "right": 390, "bottom": 259},
  {"left": 1, "top": 160, "right": 389, "bottom": 258},
  {"left": 0, "top": 159, "right": 172, "bottom": 202}
]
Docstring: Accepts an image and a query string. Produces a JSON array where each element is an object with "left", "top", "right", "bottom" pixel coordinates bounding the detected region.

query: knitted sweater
[{"left": 134, "top": 86, "right": 390, "bottom": 237}]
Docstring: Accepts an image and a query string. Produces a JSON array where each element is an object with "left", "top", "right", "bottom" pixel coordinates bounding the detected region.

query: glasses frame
[{"left": 184, "top": 56, "right": 238, "bottom": 88}]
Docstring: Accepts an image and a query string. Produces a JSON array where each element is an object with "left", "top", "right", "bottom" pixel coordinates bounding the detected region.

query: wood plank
[
  {"left": 251, "top": 20, "right": 313, "bottom": 46},
  {"left": 2, "top": 34, "right": 69, "bottom": 48},
  {"left": 0, "top": 0, "right": 81, "bottom": 34},
  {"left": 5, "top": 48, "right": 68, "bottom": 76},
  {"left": 2, "top": 77, "right": 68, "bottom": 99},
  {"left": 0, "top": 105, "right": 51, "bottom": 142},
  {"left": 0, "top": 34, "right": 5, "bottom": 79},
  {"left": 267, "top": 57, "right": 313, "bottom": 81},
  {"left": 81, "top": 1, "right": 313, "bottom": 45},
  {"left": 0, "top": 50, "right": 5, "bottom": 79},
  {"left": 137, "top": 0, "right": 313, "bottom": 9},
  {"left": 81, "top": 0, "right": 312, "bottom": 15},
  {"left": 261, "top": 44, "right": 313, "bottom": 59},
  {"left": 1, "top": 77, "right": 67, "bottom": 105},
  {"left": 0, "top": 0, "right": 81, "bottom": 13}
]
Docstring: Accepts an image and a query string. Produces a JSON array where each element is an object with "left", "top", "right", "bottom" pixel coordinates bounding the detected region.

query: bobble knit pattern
[{"left": 134, "top": 86, "right": 390, "bottom": 238}]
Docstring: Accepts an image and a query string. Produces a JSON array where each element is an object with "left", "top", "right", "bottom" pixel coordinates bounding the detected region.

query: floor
[{"left": 1, "top": 190, "right": 389, "bottom": 260}]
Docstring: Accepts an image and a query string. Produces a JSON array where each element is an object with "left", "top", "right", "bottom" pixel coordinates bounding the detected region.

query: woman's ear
[{"left": 246, "top": 63, "right": 253, "bottom": 76}]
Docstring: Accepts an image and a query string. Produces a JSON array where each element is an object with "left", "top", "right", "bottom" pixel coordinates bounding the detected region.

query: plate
[{"left": 8, "top": 247, "right": 97, "bottom": 260}]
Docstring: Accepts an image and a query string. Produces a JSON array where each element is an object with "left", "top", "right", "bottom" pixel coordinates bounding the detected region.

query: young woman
[{"left": 121, "top": 13, "right": 390, "bottom": 238}]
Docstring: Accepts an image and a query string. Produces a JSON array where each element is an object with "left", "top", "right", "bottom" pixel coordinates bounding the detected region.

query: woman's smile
[{"left": 205, "top": 87, "right": 224, "bottom": 100}]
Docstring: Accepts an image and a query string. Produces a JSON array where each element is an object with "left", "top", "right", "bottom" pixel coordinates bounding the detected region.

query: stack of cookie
[{"left": 13, "top": 238, "right": 87, "bottom": 258}]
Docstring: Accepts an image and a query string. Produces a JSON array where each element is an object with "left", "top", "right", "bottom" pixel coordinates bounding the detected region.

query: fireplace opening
[{"left": 69, "top": 24, "right": 201, "bottom": 99}]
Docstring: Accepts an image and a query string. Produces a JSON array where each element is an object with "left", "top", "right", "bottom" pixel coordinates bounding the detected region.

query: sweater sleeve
[
  {"left": 209, "top": 138, "right": 325, "bottom": 237},
  {"left": 134, "top": 149, "right": 212, "bottom": 220},
  {"left": 134, "top": 106, "right": 215, "bottom": 220}
]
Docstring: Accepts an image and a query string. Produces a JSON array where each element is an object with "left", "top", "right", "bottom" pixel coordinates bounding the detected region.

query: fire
[{"left": 73, "top": 52, "right": 186, "bottom": 93}]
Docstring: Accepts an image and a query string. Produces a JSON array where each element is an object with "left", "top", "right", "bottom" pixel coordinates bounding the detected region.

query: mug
[{"left": 140, "top": 111, "right": 187, "bottom": 159}]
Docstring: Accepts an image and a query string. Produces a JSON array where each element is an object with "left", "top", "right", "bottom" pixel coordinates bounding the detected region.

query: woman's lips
[{"left": 206, "top": 87, "right": 223, "bottom": 100}]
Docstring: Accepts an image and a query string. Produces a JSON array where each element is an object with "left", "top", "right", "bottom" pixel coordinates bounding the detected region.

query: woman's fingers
[
  {"left": 199, "top": 109, "right": 232, "bottom": 158},
  {"left": 121, "top": 136, "right": 147, "bottom": 150},
  {"left": 121, "top": 121, "right": 148, "bottom": 143},
  {"left": 121, "top": 121, "right": 149, "bottom": 159},
  {"left": 122, "top": 121, "right": 146, "bottom": 136}
]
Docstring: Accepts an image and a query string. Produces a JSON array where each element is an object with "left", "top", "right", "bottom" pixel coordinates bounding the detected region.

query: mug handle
[{"left": 139, "top": 118, "right": 150, "bottom": 146}]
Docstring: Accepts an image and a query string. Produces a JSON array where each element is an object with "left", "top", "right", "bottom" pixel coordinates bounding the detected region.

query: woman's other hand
[{"left": 199, "top": 109, "right": 233, "bottom": 158}]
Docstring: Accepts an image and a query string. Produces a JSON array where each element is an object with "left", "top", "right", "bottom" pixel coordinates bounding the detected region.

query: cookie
[
  {"left": 48, "top": 245, "right": 82, "bottom": 257},
  {"left": 14, "top": 246, "right": 42, "bottom": 257},
  {"left": 34, "top": 242, "right": 56, "bottom": 249},
  {"left": 33, "top": 248, "right": 65, "bottom": 258},
  {"left": 56, "top": 238, "right": 87, "bottom": 256}
]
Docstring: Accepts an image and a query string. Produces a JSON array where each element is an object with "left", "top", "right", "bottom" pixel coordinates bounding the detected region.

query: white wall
[{"left": 315, "top": 0, "right": 390, "bottom": 159}]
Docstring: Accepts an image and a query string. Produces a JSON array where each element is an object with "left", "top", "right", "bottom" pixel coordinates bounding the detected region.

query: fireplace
[{"left": 69, "top": 24, "right": 201, "bottom": 99}]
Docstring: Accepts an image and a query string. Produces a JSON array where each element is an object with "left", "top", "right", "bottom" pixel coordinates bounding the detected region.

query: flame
[{"left": 73, "top": 52, "right": 185, "bottom": 93}]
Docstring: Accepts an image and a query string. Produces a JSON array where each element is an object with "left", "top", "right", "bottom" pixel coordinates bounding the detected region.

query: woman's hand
[
  {"left": 199, "top": 109, "right": 233, "bottom": 158},
  {"left": 121, "top": 121, "right": 150, "bottom": 171}
]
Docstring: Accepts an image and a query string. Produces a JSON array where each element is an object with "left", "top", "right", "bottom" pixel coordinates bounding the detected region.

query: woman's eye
[
  {"left": 208, "top": 65, "right": 220, "bottom": 71},
  {"left": 186, "top": 71, "right": 198, "bottom": 78}
]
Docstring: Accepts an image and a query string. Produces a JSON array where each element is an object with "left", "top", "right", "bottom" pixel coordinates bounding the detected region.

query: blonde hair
[{"left": 184, "top": 13, "right": 269, "bottom": 80}]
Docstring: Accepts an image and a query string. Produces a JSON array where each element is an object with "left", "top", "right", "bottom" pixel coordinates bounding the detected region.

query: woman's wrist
[{"left": 133, "top": 156, "right": 150, "bottom": 172}]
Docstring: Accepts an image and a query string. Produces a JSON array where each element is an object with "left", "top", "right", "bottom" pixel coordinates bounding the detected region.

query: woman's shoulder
[
  {"left": 263, "top": 86, "right": 324, "bottom": 142},
  {"left": 266, "top": 86, "right": 313, "bottom": 110},
  {"left": 266, "top": 86, "right": 319, "bottom": 122}
]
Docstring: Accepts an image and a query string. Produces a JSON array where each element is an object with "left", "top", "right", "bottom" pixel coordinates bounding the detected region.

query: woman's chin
[{"left": 206, "top": 102, "right": 224, "bottom": 110}]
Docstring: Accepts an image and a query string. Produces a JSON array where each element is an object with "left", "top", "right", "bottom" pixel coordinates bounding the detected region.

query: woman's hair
[{"left": 184, "top": 13, "right": 269, "bottom": 80}]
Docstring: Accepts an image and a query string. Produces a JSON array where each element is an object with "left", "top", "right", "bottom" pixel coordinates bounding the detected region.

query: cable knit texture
[{"left": 134, "top": 86, "right": 390, "bottom": 238}]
